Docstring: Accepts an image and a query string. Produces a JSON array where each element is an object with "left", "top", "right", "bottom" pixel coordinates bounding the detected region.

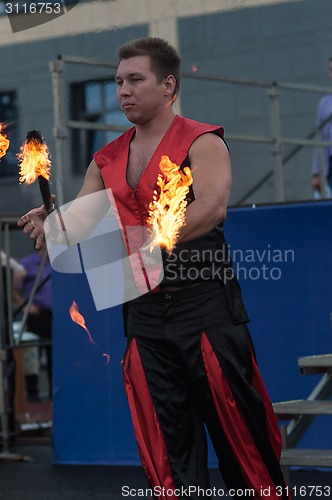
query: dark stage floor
[{"left": 1, "top": 442, "right": 332, "bottom": 500}]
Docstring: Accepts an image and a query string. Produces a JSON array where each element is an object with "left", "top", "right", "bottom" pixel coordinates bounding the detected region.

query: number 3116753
[{"left": 5, "top": 3, "right": 62, "bottom": 14}]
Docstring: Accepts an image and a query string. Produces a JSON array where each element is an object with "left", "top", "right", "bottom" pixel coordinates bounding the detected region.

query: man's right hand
[{"left": 17, "top": 205, "right": 47, "bottom": 250}]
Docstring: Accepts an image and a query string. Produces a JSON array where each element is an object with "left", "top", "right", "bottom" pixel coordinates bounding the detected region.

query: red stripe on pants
[
  {"left": 123, "top": 339, "right": 178, "bottom": 500},
  {"left": 201, "top": 332, "right": 281, "bottom": 500}
]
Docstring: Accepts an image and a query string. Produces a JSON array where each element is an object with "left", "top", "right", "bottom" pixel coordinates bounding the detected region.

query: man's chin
[
  {"left": 122, "top": 110, "right": 137, "bottom": 125},
  {"left": 125, "top": 115, "right": 148, "bottom": 127}
]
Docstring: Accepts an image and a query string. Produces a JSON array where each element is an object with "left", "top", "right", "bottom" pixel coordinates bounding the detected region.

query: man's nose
[{"left": 119, "top": 82, "right": 131, "bottom": 96}]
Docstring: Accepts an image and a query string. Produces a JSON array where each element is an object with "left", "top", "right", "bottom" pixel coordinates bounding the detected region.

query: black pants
[{"left": 123, "top": 282, "right": 288, "bottom": 500}]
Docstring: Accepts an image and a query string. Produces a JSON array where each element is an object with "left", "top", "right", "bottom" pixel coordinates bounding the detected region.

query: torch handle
[{"left": 38, "top": 175, "right": 53, "bottom": 214}]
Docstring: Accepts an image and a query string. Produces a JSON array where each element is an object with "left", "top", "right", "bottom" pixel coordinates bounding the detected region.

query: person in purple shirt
[
  {"left": 14, "top": 249, "right": 53, "bottom": 401},
  {"left": 311, "top": 57, "right": 332, "bottom": 198}
]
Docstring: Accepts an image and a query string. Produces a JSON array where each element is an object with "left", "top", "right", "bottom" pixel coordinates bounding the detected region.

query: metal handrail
[
  {"left": 50, "top": 54, "right": 332, "bottom": 204},
  {"left": 237, "top": 111, "right": 332, "bottom": 205}
]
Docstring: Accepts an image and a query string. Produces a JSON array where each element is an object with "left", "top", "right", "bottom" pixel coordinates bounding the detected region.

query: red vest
[
  {"left": 93, "top": 116, "right": 249, "bottom": 322},
  {"left": 94, "top": 115, "right": 224, "bottom": 291},
  {"left": 94, "top": 115, "right": 224, "bottom": 233}
]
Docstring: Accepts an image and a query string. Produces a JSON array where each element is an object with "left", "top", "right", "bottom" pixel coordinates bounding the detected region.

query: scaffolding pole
[
  {"left": 49, "top": 57, "right": 67, "bottom": 207},
  {"left": 267, "top": 84, "right": 284, "bottom": 202},
  {"left": 0, "top": 221, "right": 10, "bottom": 456}
]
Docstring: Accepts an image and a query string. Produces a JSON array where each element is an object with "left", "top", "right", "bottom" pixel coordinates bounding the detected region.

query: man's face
[{"left": 115, "top": 55, "right": 166, "bottom": 125}]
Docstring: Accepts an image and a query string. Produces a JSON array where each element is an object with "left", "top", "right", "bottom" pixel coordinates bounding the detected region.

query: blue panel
[
  {"left": 52, "top": 201, "right": 332, "bottom": 465},
  {"left": 225, "top": 201, "right": 332, "bottom": 453},
  {"left": 52, "top": 271, "right": 137, "bottom": 464}
]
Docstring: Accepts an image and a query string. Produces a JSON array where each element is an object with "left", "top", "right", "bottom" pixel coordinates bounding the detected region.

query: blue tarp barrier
[{"left": 52, "top": 201, "right": 332, "bottom": 465}]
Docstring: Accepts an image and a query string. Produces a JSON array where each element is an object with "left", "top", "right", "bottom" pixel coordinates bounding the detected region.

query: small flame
[
  {"left": 69, "top": 301, "right": 110, "bottom": 365},
  {"left": 18, "top": 136, "right": 51, "bottom": 184},
  {"left": 147, "top": 155, "right": 193, "bottom": 252},
  {"left": 0, "top": 123, "right": 10, "bottom": 159},
  {"left": 165, "top": 93, "right": 177, "bottom": 109},
  {"left": 192, "top": 64, "right": 198, "bottom": 73}
]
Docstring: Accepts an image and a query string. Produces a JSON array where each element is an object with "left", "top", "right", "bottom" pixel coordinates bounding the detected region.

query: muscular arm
[
  {"left": 76, "top": 159, "right": 105, "bottom": 198},
  {"left": 57, "top": 159, "right": 109, "bottom": 245},
  {"left": 178, "top": 133, "right": 232, "bottom": 243},
  {"left": 18, "top": 160, "right": 109, "bottom": 248}
]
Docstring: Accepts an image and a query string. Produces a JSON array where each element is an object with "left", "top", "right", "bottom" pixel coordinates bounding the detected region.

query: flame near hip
[{"left": 147, "top": 155, "right": 193, "bottom": 252}]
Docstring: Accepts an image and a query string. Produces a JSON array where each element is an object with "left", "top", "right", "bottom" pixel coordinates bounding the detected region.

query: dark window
[
  {"left": 0, "top": 91, "right": 18, "bottom": 177},
  {"left": 70, "top": 80, "right": 131, "bottom": 174}
]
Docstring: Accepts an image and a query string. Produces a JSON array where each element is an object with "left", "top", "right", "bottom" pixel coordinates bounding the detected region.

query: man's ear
[{"left": 163, "top": 75, "right": 176, "bottom": 95}]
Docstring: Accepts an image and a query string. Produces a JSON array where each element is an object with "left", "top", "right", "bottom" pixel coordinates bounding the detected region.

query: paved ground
[
  {"left": 1, "top": 443, "right": 331, "bottom": 500},
  {"left": 1, "top": 444, "right": 146, "bottom": 500}
]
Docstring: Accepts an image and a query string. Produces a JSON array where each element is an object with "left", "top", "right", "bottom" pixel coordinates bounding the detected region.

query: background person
[
  {"left": 14, "top": 248, "right": 52, "bottom": 401},
  {"left": 311, "top": 56, "right": 332, "bottom": 198},
  {"left": 1, "top": 250, "right": 26, "bottom": 434}
]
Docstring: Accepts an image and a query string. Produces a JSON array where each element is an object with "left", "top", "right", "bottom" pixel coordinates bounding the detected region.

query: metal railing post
[
  {"left": 49, "top": 57, "right": 67, "bottom": 207},
  {"left": 267, "top": 84, "right": 285, "bottom": 202},
  {"left": 4, "top": 223, "right": 13, "bottom": 347},
  {"left": 0, "top": 222, "right": 10, "bottom": 455}
]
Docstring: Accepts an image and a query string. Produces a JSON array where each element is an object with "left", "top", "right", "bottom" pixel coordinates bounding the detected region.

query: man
[
  {"left": 311, "top": 57, "right": 332, "bottom": 198},
  {"left": 1, "top": 251, "right": 26, "bottom": 432},
  {"left": 14, "top": 248, "right": 53, "bottom": 401},
  {"left": 19, "top": 38, "right": 288, "bottom": 499}
]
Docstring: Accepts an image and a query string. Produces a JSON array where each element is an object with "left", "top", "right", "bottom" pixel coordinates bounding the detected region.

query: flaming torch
[
  {"left": 0, "top": 123, "right": 10, "bottom": 159},
  {"left": 147, "top": 155, "right": 193, "bottom": 252},
  {"left": 17, "top": 130, "right": 53, "bottom": 214},
  {"left": 69, "top": 301, "right": 110, "bottom": 365}
]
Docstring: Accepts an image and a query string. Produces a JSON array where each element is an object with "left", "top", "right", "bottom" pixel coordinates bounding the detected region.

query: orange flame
[
  {"left": 17, "top": 137, "right": 51, "bottom": 184},
  {"left": 165, "top": 93, "right": 177, "bottom": 109},
  {"left": 69, "top": 301, "right": 110, "bottom": 365},
  {"left": 192, "top": 64, "right": 198, "bottom": 73},
  {"left": 147, "top": 155, "right": 193, "bottom": 252},
  {"left": 0, "top": 123, "right": 10, "bottom": 159}
]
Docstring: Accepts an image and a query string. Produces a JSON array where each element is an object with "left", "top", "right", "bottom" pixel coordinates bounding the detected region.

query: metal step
[
  {"left": 273, "top": 400, "right": 332, "bottom": 420},
  {"left": 298, "top": 354, "right": 332, "bottom": 375},
  {"left": 281, "top": 448, "right": 332, "bottom": 467}
]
